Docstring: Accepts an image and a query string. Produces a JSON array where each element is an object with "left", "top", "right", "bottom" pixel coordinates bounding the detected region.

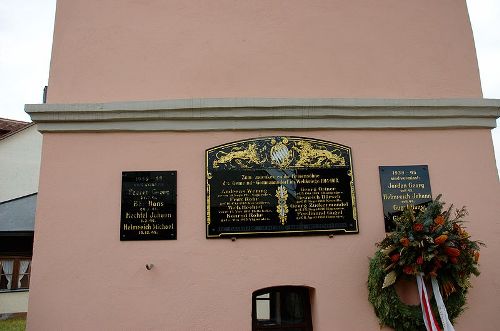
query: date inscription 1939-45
[
  {"left": 121, "top": 171, "right": 176, "bottom": 241},
  {"left": 379, "top": 165, "right": 432, "bottom": 232}
]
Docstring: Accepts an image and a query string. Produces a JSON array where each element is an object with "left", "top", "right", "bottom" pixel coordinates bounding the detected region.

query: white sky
[{"left": 0, "top": 0, "right": 499, "bottom": 174}]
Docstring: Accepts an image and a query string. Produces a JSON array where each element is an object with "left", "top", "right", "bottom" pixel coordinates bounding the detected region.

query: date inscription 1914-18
[
  {"left": 206, "top": 137, "right": 358, "bottom": 238},
  {"left": 379, "top": 165, "right": 432, "bottom": 232},
  {"left": 121, "top": 171, "right": 176, "bottom": 241}
]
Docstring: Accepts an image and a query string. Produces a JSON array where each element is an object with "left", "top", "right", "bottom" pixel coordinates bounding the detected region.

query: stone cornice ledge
[{"left": 25, "top": 98, "right": 500, "bottom": 132}]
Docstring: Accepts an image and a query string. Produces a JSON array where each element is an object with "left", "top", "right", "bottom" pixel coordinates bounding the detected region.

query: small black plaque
[
  {"left": 120, "top": 171, "right": 176, "bottom": 241},
  {"left": 379, "top": 165, "right": 432, "bottom": 232},
  {"left": 206, "top": 137, "right": 358, "bottom": 238}
]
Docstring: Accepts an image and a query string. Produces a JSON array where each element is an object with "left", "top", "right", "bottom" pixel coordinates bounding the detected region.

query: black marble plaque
[
  {"left": 379, "top": 165, "right": 432, "bottom": 232},
  {"left": 121, "top": 171, "right": 176, "bottom": 241},
  {"left": 206, "top": 137, "right": 358, "bottom": 238}
]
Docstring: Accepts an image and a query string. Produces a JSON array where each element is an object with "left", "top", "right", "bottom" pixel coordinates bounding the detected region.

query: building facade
[
  {"left": 0, "top": 123, "right": 42, "bottom": 315},
  {"left": 26, "top": 1, "right": 499, "bottom": 330}
]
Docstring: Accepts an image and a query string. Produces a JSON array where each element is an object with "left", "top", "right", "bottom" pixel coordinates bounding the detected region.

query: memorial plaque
[
  {"left": 206, "top": 137, "right": 358, "bottom": 238},
  {"left": 120, "top": 171, "right": 176, "bottom": 241},
  {"left": 379, "top": 165, "right": 432, "bottom": 232}
]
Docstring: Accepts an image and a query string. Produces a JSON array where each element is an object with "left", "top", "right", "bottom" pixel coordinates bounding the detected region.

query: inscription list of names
[
  {"left": 121, "top": 171, "right": 177, "bottom": 240},
  {"left": 379, "top": 165, "right": 432, "bottom": 232}
]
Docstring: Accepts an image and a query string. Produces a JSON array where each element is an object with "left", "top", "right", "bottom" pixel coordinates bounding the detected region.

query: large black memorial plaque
[
  {"left": 206, "top": 137, "right": 358, "bottom": 238},
  {"left": 379, "top": 165, "right": 432, "bottom": 232},
  {"left": 121, "top": 171, "right": 176, "bottom": 241}
]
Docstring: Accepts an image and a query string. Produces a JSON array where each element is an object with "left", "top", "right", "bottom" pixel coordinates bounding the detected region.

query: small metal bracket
[{"left": 145, "top": 264, "right": 154, "bottom": 270}]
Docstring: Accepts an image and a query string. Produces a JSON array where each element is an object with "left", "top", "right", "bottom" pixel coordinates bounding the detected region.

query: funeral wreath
[{"left": 368, "top": 196, "right": 484, "bottom": 331}]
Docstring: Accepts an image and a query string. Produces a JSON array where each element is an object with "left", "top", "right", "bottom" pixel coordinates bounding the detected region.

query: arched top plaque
[{"left": 206, "top": 136, "right": 358, "bottom": 238}]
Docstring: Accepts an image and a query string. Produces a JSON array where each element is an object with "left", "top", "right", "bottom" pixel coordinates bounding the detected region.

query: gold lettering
[{"left": 148, "top": 200, "right": 164, "bottom": 207}]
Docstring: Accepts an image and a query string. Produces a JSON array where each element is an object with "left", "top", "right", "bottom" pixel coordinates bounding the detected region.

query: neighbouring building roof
[
  {"left": 0, "top": 118, "right": 30, "bottom": 138},
  {"left": 0, "top": 193, "right": 37, "bottom": 232}
]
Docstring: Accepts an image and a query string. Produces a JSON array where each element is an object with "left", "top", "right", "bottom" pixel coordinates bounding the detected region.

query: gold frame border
[{"left": 206, "top": 136, "right": 359, "bottom": 238}]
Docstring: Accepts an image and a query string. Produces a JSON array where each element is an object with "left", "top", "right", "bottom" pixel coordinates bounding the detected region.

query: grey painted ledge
[{"left": 25, "top": 98, "right": 500, "bottom": 132}]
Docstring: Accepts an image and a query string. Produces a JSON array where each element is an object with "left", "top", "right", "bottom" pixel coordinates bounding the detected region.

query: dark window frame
[
  {"left": 252, "top": 286, "right": 313, "bottom": 331},
  {"left": 0, "top": 256, "right": 31, "bottom": 292}
]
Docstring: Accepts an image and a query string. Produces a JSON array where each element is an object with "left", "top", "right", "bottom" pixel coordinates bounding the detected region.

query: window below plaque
[
  {"left": 0, "top": 232, "right": 34, "bottom": 291},
  {"left": 252, "top": 286, "right": 313, "bottom": 331},
  {"left": 0, "top": 257, "right": 32, "bottom": 291}
]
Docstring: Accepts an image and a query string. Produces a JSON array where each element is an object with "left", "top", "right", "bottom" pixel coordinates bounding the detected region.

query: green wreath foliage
[
  {"left": 368, "top": 251, "right": 466, "bottom": 331},
  {"left": 368, "top": 196, "right": 483, "bottom": 330}
]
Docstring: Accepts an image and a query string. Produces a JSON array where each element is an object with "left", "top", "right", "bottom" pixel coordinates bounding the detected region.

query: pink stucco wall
[
  {"left": 28, "top": 129, "right": 499, "bottom": 330},
  {"left": 27, "top": 1, "right": 499, "bottom": 330},
  {"left": 46, "top": 0, "right": 481, "bottom": 103}
]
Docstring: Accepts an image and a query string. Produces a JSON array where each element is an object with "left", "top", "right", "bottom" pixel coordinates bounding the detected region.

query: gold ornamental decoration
[
  {"left": 206, "top": 136, "right": 358, "bottom": 238},
  {"left": 276, "top": 185, "right": 289, "bottom": 225}
]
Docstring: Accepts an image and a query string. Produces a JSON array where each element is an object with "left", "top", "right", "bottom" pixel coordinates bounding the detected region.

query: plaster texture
[
  {"left": 28, "top": 129, "right": 500, "bottom": 330},
  {"left": 0, "top": 291, "right": 29, "bottom": 314},
  {"left": 0, "top": 125, "right": 42, "bottom": 202},
  {"left": 47, "top": 0, "right": 481, "bottom": 103}
]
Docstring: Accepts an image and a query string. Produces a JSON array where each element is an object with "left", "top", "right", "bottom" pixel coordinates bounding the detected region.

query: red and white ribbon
[
  {"left": 431, "top": 277, "right": 455, "bottom": 331},
  {"left": 415, "top": 273, "right": 456, "bottom": 331},
  {"left": 416, "top": 273, "right": 441, "bottom": 331}
]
